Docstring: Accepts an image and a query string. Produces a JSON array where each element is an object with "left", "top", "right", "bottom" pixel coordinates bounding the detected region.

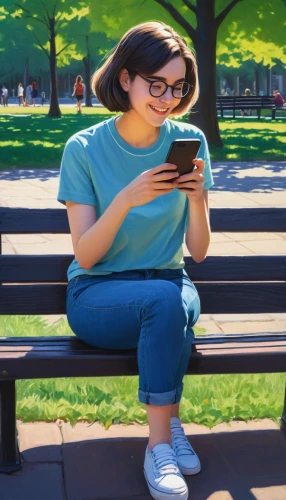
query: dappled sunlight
[
  {"left": 0, "top": 111, "right": 285, "bottom": 168},
  {"left": 0, "top": 141, "right": 24, "bottom": 147},
  {"left": 28, "top": 140, "right": 62, "bottom": 148}
]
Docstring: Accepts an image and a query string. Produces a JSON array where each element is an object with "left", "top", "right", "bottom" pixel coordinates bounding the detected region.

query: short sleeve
[
  {"left": 57, "top": 136, "right": 97, "bottom": 206},
  {"left": 197, "top": 131, "right": 214, "bottom": 191}
]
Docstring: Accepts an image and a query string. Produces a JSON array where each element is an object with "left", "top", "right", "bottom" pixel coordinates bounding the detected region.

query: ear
[{"left": 118, "top": 68, "right": 131, "bottom": 92}]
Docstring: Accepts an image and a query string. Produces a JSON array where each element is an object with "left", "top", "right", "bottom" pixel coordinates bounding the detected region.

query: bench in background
[
  {"left": 216, "top": 95, "right": 286, "bottom": 119},
  {"left": 0, "top": 206, "right": 285, "bottom": 473}
]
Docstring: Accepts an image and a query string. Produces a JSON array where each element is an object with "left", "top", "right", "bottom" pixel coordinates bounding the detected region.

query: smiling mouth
[{"left": 149, "top": 105, "right": 169, "bottom": 115}]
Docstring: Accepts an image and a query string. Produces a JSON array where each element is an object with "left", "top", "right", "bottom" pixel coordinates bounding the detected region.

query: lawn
[
  {"left": 0, "top": 106, "right": 285, "bottom": 169},
  {"left": 0, "top": 315, "right": 285, "bottom": 429}
]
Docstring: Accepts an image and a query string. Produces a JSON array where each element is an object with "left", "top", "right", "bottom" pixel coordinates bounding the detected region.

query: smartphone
[{"left": 162, "top": 139, "right": 201, "bottom": 182}]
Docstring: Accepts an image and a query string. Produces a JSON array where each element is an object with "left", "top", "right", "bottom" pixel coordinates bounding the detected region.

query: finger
[
  {"left": 153, "top": 163, "right": 177, "bottom": 174},
  {"left": 178, "top": 172, "right": 203, "bottom": 183},
  {"left": 192, "top": 158, "right": 204, "bottom": 173},
  {"left": 178, "top": 180, "right": 204, "bottom": 190}
]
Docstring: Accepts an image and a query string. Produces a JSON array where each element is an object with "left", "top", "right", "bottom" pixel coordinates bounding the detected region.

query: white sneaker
[
  {"left": 170, "top": 417, "right": 201, "bottom": 476},
  {"left": 144, "top": 443, "right": 188, "bottom": 500}
]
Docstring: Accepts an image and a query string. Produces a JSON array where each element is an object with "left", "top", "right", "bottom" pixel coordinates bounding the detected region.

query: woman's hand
[
  {"left": 174, "top": 159, "right": 205, "bottom": 202},
  {"left": 121, "top": 163, "right": 179, "bottom": 209}
]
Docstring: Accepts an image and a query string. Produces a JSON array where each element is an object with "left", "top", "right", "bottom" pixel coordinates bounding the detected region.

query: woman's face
[{"left": 121, "top": 56, "right": 186, "bottom": 126}]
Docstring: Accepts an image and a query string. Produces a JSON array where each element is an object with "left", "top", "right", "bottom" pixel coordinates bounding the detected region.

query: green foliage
[{"left": 217, "top": 0, "right": 286, "bottom": 67}]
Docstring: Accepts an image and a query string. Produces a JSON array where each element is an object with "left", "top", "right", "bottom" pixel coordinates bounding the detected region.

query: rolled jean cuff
[{"left": 138, "top": 383, "right": 184, "bottom": 406}]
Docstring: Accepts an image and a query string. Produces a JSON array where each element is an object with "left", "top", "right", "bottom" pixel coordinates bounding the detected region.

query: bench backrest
[
  {"left": 216, "top": 95, "right": 275, "bottom": 108},
  {"left": 0, "top": 207, "right": 285, "bottom": 316}
]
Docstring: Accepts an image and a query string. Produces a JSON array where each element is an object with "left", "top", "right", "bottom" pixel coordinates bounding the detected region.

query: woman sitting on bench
[{"left": 57, "top": 21, "right": 213, "bottom": 500}]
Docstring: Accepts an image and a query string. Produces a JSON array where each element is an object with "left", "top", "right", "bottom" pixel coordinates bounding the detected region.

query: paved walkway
[
  {"left": 1, "top": 161, "right": 286, "bottom": 499},
  {"left": 1, "top": 419, "right": 284, "bottom": 499}
]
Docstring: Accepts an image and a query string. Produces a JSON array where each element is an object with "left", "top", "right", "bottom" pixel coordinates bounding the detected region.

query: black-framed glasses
[{"left": 135, "top": 73, "right": 192, "bottom": 99}]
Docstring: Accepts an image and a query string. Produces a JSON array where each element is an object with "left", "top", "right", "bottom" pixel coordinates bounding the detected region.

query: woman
[
  {"left": 57, "top": 22, "right": 213, "bottom": 500},
  {"left": 17, "top": 82, "right": 24, "bottom": 106},
  {"left": 72, "top": 75, "right": 85, "bottom": 113},
  {"left": 31, "top": 81, "right": 38, "bottom": 106}
]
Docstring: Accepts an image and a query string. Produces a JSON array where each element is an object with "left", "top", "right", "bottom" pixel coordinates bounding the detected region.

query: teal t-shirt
[{"left": 57, "top": 115, "right": 214, "bottom": 281}]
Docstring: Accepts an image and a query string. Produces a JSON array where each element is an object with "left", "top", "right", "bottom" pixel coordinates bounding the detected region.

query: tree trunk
[
  {"left": 255, "top": 64, "right": 260, "bottom": 95},
  {"left": 188, "top": 2, "right": 223, "bottom": 147},
  {"left": 84, "top": 36, "right": 92, "bottom": 107},
  {"left": 24, "top": 58, "right": 29, "bottom": 88},
  {"left": 48, "top": 18, "right": 61, "bottom": 118}
]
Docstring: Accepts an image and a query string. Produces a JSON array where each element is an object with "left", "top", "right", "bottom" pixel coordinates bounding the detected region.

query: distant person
[
  {"left": 41, "top": 90, "right": 46, "bottom": 106},
  {"left": 2, "top": 85, "right": 8, "bottom": 106},
  {"left": 273, "top": 90, "right": 285, "bottom": 107},
  {"left": 220, "top": 88, "right": 228, "bottom": 95},
  {"left": 72, "top": 75, "right": 85, "bottom": 113},
  {"left": 226, "top": 87, "right": 233, "bottom": 96},
  {"left": 240, "top": 88, "right": 251, "bottom": 116},
  {"left": 25, "top": 84, "right": 32, "bottom": 106},
  {"left": 17, "top": 83, "right": 24, "bottom": 106},
  {"left": 31, "top": 81, "right": 38, "bottom": 106}
]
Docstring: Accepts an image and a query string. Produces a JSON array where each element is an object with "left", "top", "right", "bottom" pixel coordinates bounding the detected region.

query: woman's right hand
[{"left": 120, "top": 163, "right": 179, "bottom": 209}]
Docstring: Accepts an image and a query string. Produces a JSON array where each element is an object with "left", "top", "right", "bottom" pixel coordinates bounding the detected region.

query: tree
[
  {"left": 64, "top": 15, "right": 117, "bottom": 107},
  {"left": 13, "top": 0, "right": 89, "bottom": 117},
  {"left": 88, "top": 0, "right": 285, "bottom": 147}
]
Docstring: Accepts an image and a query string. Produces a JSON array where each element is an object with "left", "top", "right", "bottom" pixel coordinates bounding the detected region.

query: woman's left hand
[{"left": 174, "top": 158, "right": 205, "bottom": 202}]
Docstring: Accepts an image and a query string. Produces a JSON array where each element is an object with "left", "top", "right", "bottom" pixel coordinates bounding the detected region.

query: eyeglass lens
[{"left": 150, "top": 81, "right": 191, "bottom": 98}]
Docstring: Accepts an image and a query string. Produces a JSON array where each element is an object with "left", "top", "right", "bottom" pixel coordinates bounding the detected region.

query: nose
[{"left": 159, "top": 87, "right": 174, "bottom": 104}]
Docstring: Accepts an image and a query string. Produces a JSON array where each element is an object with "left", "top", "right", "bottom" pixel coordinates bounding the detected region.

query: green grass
[
  {"left": 1, "top": 315, "right": 285, "bottom": 429},
  {"left": 0, "top": 106, "right": 285, "bottom": 169}
]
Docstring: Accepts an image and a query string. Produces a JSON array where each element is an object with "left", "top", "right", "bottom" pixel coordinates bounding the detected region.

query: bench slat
[
  {"left": 1, "top": 332, "right": 286, "bottom": 344},
  {"left": 1, "top": 255, "right": 285, "bottom": 282},
  {"left": 1, "top": 207, "right": 285, "bottom": 233},
  {"left": 0, "top": 283, "right": 285, "bottom": 314},
  {"left": 0, "top": 337, "right": 285, "bottom": 378}
]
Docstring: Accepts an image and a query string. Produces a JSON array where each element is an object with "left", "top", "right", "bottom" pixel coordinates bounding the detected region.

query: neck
[{"left": 115, "top": 111, "right": 161, "bottom": 148}]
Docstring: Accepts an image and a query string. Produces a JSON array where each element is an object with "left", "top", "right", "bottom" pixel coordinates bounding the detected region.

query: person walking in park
[
  {"left": 17, "top": 82, "right": 24, "bottom": 106},
  {"left": 25, "top": 84, "right": 32, "bottom": 106},
  {"left": 57, "top": 21, "right": 213, "bottom": 500},
  {"left": 31, "top": 81, "right": 38, "bottom": 106},
  {"left": 72, "top": 75, "right": 85, "bottom": 113},
  {"left": 1, "top": 85, "right": 8, "bottom": 106}
]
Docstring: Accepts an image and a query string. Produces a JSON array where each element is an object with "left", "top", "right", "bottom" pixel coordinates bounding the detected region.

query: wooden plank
[
  {"left": 0, "top": 341, "right": 285, "bottom": 378},
  {"left": 0, "top": 283, "right": 285, "bottom": 314},
  {"left": 1, "top": 332, "right": 285, "bottom": 346},
  {"left": 1, "top": 255, "right": 285, "bottom": 283},
  {"left": 1, "top": 207, "right": 286, "bottom": 233}
]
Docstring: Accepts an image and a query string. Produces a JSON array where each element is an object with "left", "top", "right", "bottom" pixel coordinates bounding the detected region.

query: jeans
[{"left": 66, "top": 268, "right": 200, "bottom": 406}]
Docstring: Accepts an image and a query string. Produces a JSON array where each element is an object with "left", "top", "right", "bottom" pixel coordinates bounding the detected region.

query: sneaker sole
[
  {"left": 179, "top": 462, "right": 201, "bottom": 476},
  {"left": 144, "top": 468, "right": 188, "bottom": 500}
]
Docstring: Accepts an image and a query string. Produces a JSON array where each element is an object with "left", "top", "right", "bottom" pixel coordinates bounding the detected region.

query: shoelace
[
  {"left": 171, "top": 423, "right": 195, "bottom": 455},
  {"left": 151, "top": 447, "right": 179, "bottom": 475}
]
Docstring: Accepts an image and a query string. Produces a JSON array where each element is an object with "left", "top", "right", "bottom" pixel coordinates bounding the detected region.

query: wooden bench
[
  {"left": 216, "top": 95, "right": 286, "bottom": 119},
  {"left": 0, "top": 206, "right": 286, "bottom": 474}
]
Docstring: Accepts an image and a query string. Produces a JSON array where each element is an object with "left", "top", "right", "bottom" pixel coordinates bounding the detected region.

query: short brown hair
[
  {"left": 76, "top": 75, "right": 83, "bottom": 84},
  {"left": 91, "top": 21, "right": 198, "bottom": 117}
]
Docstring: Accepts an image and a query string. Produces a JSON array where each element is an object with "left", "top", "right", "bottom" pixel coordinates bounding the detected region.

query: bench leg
[
  {"left": 281, "top": 383, "right": 286, "bottom": 436},
  {"left": 0, "top": 380, "right": 21, "bottom": 473}
]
